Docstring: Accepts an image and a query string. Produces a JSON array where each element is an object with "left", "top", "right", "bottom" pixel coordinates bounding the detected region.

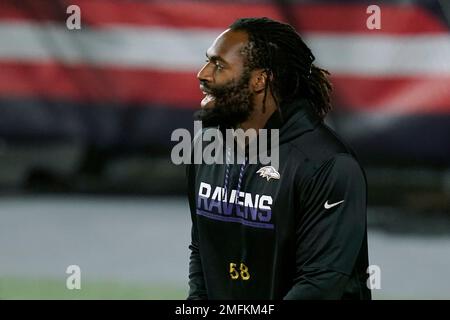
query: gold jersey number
[{"left": 229, "top": 262, "right": 250, "bottom": 281}]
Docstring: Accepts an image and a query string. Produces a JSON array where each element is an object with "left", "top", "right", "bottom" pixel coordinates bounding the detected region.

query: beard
[{"left": 194, "top": 69, "right": 254, "bottom": 129}]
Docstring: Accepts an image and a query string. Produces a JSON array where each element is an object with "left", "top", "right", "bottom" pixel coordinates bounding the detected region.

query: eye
[{"left": 215, "top": 62, "right": 224, "bottom": 71}]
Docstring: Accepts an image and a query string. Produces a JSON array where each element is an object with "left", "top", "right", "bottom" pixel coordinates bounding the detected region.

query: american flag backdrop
[{"left": 0, "top": 0, "right": 449, "bottom": 165}]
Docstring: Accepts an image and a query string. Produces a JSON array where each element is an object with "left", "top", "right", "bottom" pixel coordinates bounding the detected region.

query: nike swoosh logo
[{"left": 324, "top": 200, "right": 345, "bottom": 209}]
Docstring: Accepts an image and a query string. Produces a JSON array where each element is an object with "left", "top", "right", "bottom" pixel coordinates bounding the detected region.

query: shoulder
[
  {"left": 287, "top": 122, "right": 365, "bottom": 183},
  {"left": 290, "top": 122, "right": 357, "bottom": 162}
]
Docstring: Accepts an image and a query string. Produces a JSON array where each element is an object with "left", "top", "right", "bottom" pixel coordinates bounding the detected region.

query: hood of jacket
[{"left": 264, "top": 98, "right": 322, "bottom": 145}]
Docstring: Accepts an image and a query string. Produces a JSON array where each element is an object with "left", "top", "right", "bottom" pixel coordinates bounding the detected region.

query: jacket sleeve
[
  {"left": 283, "top": 154, "right": 368, "bottom": 300},
  {"left": 186, "top": 163, "right": 208, "bottom": 300}
]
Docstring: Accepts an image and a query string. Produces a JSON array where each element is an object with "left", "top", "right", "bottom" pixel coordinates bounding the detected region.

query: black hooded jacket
[{"left": 186, "top": 99, "right": 371, "bottom": 300}]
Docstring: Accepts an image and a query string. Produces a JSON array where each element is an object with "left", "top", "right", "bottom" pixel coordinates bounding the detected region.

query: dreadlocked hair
[{"left": 229, "top": 17, "right": 333, "bottom": 118}]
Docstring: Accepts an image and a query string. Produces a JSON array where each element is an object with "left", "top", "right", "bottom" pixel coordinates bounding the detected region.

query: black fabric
[{"left": 186, "top": 99, "right": 371, "bottom": 300}]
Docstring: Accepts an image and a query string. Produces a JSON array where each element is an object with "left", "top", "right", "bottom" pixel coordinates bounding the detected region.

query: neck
[
  {"left": 235, "top": 95, "right": 277, "bottom": 150},
  {"left": 239, "top": 96, "right": 277, "bottom": 132}
]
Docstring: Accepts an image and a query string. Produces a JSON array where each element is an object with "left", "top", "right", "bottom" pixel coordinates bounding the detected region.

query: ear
[{"left": 251, "top": 69, "right": 269, "bottom": 93}]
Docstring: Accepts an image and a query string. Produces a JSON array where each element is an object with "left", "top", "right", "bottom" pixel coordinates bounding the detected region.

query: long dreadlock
[{"left": 229, "top": 17, "right": 333, "bottom": 119}]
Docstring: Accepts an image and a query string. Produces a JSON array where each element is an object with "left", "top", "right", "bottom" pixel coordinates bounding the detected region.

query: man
[{"left": 186, "top": 17, "right": 371, "bottom": 300}]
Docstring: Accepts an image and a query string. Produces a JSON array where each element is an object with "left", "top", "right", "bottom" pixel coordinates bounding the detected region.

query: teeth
[{"left": 201, "top": 93, "right": 215, "bottom": 108}]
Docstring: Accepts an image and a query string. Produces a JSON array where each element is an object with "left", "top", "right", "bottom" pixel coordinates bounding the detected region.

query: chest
[{"left": 194, "top": 162, "right": 298, "bottom": 232}]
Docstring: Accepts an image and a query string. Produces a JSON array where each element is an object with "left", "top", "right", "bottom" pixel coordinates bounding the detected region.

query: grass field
[{"left": 0, "top": 277, "right": 187, "bottom": 300}]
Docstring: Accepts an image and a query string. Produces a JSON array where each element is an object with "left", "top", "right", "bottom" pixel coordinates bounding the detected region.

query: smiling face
[
  {"left": 197, "top": 29, "right": 248, "bottom": 109},
  {"left": 195, "top": 29, "right": 255, "bottom": 128}
]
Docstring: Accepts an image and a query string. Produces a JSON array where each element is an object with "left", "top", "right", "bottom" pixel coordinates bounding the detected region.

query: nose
[{"left": 197, "top": 63, "right": 213, "bottom": 83}]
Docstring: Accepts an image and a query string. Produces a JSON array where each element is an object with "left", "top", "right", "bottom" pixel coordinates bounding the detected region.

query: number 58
[{"left": 229, "top": 262, "right": 250, "bottom": 280}]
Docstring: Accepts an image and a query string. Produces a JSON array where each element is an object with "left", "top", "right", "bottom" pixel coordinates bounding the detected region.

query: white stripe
[
  {"left": 306, "top": 33, "right": 450, "bottom": 76},
  {"left": 0, "top": 22, "right": 449, "bottom": 75},
  {"left": 0, "top": 22, "right": 217, "bottom": 71}
]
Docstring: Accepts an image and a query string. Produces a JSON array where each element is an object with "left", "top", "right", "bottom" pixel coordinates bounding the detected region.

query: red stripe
[
  {"left": 0, "top": 0, "right": 446, "bottom": 34},
  {"left": 0, "top": 62, "right": 449, "bottom": 113},
  {"left": 0, "top": 62, "right": 201, "bottom": 107},
  {"left": 332, "top": 75, "right": 450, "bottom": 113}
]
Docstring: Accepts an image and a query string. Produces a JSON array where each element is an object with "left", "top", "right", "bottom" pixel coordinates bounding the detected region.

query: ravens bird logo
[{"left": 256, "top": 166, "right": 280, "bottom": 181}]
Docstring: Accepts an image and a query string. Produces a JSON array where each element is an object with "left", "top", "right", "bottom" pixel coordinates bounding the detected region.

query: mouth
[
  {"left": 200, "top": 86, "right": 215, "bottom": 109},
  {"left": 200, "top": 85, "right": 212, "bottom": 95}
]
